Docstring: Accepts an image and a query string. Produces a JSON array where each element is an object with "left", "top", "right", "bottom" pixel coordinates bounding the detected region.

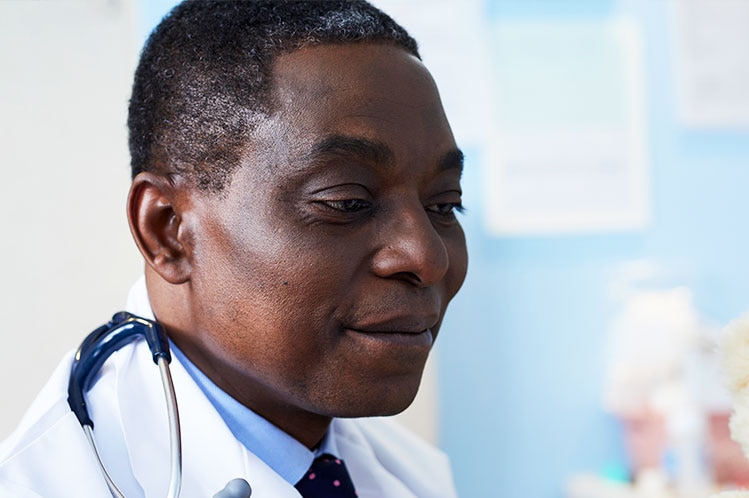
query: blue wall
[{"left": 438, "top": 1, "right": 749, "bottom": 496}]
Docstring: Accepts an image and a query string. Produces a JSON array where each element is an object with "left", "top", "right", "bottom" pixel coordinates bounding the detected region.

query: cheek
[{"left": 191, "top": 221, "right": 348, "bottom": 349}]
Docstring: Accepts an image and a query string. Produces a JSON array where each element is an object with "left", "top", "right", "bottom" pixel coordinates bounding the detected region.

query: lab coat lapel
[
  {"left": 117, "top": 341, "right": 301, "bottom": 498},
  {"left": 334, "top": 418, "right": 458, "bottom": 498},
  {"left": 332, "top": 418, "right": 418, "bottom": 498},
  {"left": 0, "top": 407, "right": 114, "bottom": 498}
]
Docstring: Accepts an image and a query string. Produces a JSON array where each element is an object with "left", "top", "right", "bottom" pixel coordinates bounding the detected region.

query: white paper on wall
[
  {"left": 670, "top": 0, "right": 749, "bottom": 129},
  {"left": 484, "top": 18, "right": 650, "bottom": 236}
]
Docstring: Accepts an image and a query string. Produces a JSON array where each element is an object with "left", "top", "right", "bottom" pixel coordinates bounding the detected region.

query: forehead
[
  {"left": 246, "top": 43, "right": 455, "bottom": 175},
  {"left": 270, "top": 43, "right": 437, "bottom": 104}
]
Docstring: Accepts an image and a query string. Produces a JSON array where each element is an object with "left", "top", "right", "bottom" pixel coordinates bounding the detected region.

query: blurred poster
[
  {"left": 484, "top": 18, "right": 650, "bottom": 236},
  {"left": 671, "top": 0, "right": 749, "bottom": 129}
]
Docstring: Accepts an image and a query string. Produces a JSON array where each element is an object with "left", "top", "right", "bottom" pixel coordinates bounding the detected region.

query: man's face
[{"left": 174, "top": 43, "right": 467, "bottom": 434}]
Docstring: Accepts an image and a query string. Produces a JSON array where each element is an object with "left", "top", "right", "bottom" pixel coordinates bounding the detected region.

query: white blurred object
[
  {"left": 637, "top": 469, "right": 674, "bottom": 498},
  {"left": 567, "top": 469, "right": 673, "bottom": 498},
  {"left": 711, "top": 312, "right": 749, "bottom": 497},
  {"left": 667, "top": 397, "right": 711, "bottom": 498},
  {"left": 567, "top": 474, "right": 637, "bottom": 498},
  {"left": 604, "top": 287, "right": 702, "bottom": 415},
  {"left": 603, "top": 283, "right": 715, "bottom": 493}
]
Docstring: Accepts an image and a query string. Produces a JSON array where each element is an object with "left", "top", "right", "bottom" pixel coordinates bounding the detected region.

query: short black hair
[{"left": 128, "top": 0, "right": 420, "bottom": 192}]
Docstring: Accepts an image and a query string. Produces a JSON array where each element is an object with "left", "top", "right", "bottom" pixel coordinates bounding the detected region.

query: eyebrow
[
  {"left": 305, "top": 134, "right": 464, "bottom": 175},
  {"left": 305, "top": 135, "right": 394, "bottom": 165},
  {"left": 440, "top": 148, "right": 465, "bottom": 176}
]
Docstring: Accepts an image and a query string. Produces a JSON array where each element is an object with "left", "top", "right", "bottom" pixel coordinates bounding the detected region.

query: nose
[{"left": 371, "top": 203, "right": 450, "bottom": 287}]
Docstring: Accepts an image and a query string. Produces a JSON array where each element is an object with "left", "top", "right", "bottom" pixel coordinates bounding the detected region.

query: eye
[
  {"left": 425, "top": 186, "right": 465, "bottom": 221},
  {"left": 427, "top": 202, "right": 465, "bottom": 217},
  {"left": 320, "top": 198, "right": 372, "bottom": 213}
]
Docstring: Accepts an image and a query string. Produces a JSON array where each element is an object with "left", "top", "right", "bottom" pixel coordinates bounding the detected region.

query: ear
[{"left": 127, "top": 172, "right": 192, "bottom": 284}]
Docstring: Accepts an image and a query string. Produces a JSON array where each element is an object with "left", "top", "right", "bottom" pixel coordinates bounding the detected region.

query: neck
[{"left": 169, "top": 330, "right": 333, "bottom": 449}]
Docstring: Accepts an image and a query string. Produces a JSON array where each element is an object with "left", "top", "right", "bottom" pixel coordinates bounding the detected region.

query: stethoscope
[{"left": 66, "top": 311, "right": 253, "bottom": 498}]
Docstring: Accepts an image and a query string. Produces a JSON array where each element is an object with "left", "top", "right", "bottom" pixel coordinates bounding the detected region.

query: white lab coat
[{"left": 0, "top": 287, "right": 458, "bottom": 498}]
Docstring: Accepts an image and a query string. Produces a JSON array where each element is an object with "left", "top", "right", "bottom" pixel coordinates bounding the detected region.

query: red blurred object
[
  {"left": 621, "top": 410, "right": 668, "bottom": 473},
  {"left": 620, "top": 410, "right": 749, "bottom": 487},
  {"left": 708, "top": 412, "right": 749, "bottom": 487}
]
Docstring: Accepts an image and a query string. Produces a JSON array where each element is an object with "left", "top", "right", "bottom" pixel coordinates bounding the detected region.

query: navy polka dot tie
[{"left": 295, "top": 454, "right": 358, "bottom": 498}]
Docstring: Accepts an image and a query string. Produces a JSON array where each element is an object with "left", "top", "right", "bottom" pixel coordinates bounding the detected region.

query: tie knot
[{"left": 295, "top": 454, "right": 358, "bottom": 498}]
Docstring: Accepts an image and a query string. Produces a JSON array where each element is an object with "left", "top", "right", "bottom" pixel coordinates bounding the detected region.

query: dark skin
[{"left": 127, "top": 43, "right": 468, "bottom": 449}]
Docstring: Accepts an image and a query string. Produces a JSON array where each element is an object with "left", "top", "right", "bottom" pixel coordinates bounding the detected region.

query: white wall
[{"left": 0, "top": 1, "right": 143, "bottom": 438}]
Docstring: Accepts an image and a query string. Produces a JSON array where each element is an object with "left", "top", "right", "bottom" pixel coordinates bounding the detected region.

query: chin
[
  {"left": 322, "top": 378, "right": 423, "bottom": 419},
  {"left": 332, "top": 401, "right": 416, "bottom": 419}
]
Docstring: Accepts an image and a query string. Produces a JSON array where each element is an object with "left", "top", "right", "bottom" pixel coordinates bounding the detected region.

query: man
[{"left": 0, "top": 1, "right": 467, "bottom": 497}]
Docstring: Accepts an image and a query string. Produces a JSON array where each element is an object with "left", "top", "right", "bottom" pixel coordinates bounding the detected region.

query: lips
[
  {"left": 346, "top": 314, "right": 439, "bottom": 335},
  {"left": 345, "top": 328, "right": 434, "bottom": 349},
  {"left": 343, "top": 315, "right": 438, "bottom": 349}
]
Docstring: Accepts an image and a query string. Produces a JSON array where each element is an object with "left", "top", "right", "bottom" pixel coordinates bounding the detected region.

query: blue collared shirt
[{"left": 170, "top": 342, "right": 338, "bottom": 485}]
